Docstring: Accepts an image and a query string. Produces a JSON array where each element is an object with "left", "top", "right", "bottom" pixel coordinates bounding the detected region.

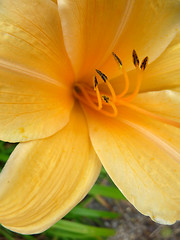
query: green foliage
[
  {"left": 160, "top": 227, "right": 173, "bottom": 238},
  {"left": 48, "top": 220, "right": 115, "bottom": 239},
  {"left": 66, "top": 206, "right": 119, "bottom": 219},
  {"left": 89, "top": 184, "right": 126, "bottom": 200},
  {"left": 0, "top": 141, "right": 125, "bottom": 240}
]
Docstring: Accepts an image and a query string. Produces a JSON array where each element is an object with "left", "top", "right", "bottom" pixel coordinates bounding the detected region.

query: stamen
[
  {"left": 73, "top": 84, "right": 100, "bottom": 111},
  {"left": 96, "top": 69, "right": 107, "bottom": 82},
  {"left": 112, "top": 52, "right": 123, "bottom": 67},
  {"left": 93, "top": 76, "right": 102, "bottom": 110},
  {"left": 94, "top": 76, "right": 98, "bottom": 89},
  {"left": 106, "top": 81, "right": 117, "bottom": 102},
  {"left": 116, "top": 99, "right": 180, "bottom": 128},
  {"left": 73, "top": 50, "right": 151, "bottom": 120},
  {"left": 112, "top": 52, "right": 129, "bottom": 98},
  {"left": 102, "top": 95, "right": 109, "bottom": 103},
  {"left": 107, "top": 101, "right": 118, "bottom": 117},
  {"left": 122, "top": 68, "right": 143, "bottom": 102},
  {"left": 140, "top": 56, "right": 149, "bottom": 71},
  {"left": 117, "top": 66, "right": 130, "bottom": 98},
  {"left": 96, "top": 87, "right": 103, "bottom": 110},
  {"left": 120, "top": 51, "right": 149, "bottom": 102},
  {"left": 101, "top": 96, "right": 118, "bottom": 117},
  {"left": 96, "top": 69, "right": 117, "bottom": 102},
  {"left": 132, "top": 49, "right": 140, "bottom": 68}
]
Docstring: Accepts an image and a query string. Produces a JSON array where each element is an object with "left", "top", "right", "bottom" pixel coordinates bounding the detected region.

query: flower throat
[{"left": 73, "top": 50, "right": 148, "bottom": 118}]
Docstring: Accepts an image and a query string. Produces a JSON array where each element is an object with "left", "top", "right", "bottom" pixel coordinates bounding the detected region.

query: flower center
[{"left": 73, "top": 50, "right": 148, "bottom": 117}]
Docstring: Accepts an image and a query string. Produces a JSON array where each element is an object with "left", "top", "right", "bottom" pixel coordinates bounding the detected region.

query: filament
[
  {"left": 116, "top": 65, "right": 130, "bottom": 98},
  {"left": 106, "top": 81, "right": 117, "bottom": 102},
  {"left": 116, "top": 99, "right": 180, "bottom": 128},
  {"left": 73, "top": 50, "right": 178, "bottom": 126},
  {"left": 121, "top": 69, "right": 143, "bottom": 102},
  {"left": 95, "top": 85, "right": 103, "bottom": 110},
  {"left": 73, "top": 84, "right": 100, "bottom": 111}
]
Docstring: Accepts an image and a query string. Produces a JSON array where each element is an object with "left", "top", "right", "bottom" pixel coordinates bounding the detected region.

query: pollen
[{"left": 73, "top": 50, "right": 149, "bottom": 118}]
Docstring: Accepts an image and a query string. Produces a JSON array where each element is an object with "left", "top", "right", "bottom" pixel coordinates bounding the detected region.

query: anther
[
  {"left": 112, "top": 52, "right": 122, "bottom": 67},
  {"left": 140, "top": 56, "right": 149, "bottom": 71},
  {"left": 112, "top": 52, "right": 130, "bottom": 99},
  {"left": 94, "top": 76, "right": 98, "bottom": 88},
  {"left": 102, "top": 96, "right": 109, "bottom": 103},
  {"left": 95, "top": 69, "right": 117, "bottom": 102},
  {"left": 96, "top": 69, "right": 107, "bottom": 82},
  {"left": 132, "top": 50, "right": 140, "bottom": 67}
]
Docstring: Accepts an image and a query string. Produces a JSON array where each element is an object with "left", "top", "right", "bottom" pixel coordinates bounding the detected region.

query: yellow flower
[{"left": 0, "top": 0, "right": 180, "bottom": 234}]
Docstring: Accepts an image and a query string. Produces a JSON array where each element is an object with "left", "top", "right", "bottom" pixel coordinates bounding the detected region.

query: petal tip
[{"left": 151, "top": 216, "right": 176, "bottom": 225}]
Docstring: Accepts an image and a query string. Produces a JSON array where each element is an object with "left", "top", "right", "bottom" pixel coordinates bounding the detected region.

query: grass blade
[
  {"left": 89, "top": 184, "right": 126, "bottom": 200},
  {"left": 0, "top": 228, "right": 15, "bottom": 240},
  {"left": 51, "top": 220, "right": 115, "bottom": 237},
  {"left": 67, "top": 206, "right": 119, "bottom": 219}
]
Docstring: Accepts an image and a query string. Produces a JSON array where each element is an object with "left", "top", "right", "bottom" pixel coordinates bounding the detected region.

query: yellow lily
[{"left": 0, "top": 0, "right": 180, "bottom": 234}]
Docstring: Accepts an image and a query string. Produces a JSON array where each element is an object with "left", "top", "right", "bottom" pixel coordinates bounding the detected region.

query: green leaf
[
  {"left": 89, "top": 184, "right": 126, "bottom": 200},
  {"left": 23, "top": 235, "right": 37, "bottom": 240},
  {"left": 47, "top": 229, "right": 89, "bottom": 239},
  {"left": 4, "top": 144, "right": 16, "bottom": 154},
  {"left": 101, "top": 167, "right": 107, "bottom": 175},
  {"left": 0, "top": 141, "right": 4, "bottom": 150},
  {"left": 79, "top": 196, "right": 93, "bottom": 207},
  {"left": 0, "top": 153, "right": 9, "bottom": 162},
  {"left": 0, "top": 228, "right": 15, "bottom": 240},
  {"left": 51, "top": 220, "right": 115, "bottom": 237},
  {"left": 67, "top": 206, "right": 119, "bottom": 219}
]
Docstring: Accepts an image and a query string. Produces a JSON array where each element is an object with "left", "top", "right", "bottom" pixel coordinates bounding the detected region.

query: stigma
[{"left": 73, "top": 50, "right": 149, "bottom": 118}]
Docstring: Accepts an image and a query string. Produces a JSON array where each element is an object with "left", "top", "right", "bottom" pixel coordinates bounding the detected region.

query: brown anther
[
  {"left": 96, "top": 69, "right": 107, "bottom": 83},
  {"left": 112, "top": 52, "right": 122, "bottom": 66},
  {"left": 132, "top": 50, "right": 140, "bottom": 67},
  {"left": 94, "top": 76, "right": 98, "bottom": 88},
  {"left": 140, "top": 56, "right": 149, "bottom": 71},
  {"left": 102, "top": 95, "right": 109, "bottom": 103}
]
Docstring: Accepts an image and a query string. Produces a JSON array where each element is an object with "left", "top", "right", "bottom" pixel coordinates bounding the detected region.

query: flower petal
[
  {"left": 101, "top": 1, "right": 180, "bottom": 78},
  {"left": 0, "top": 0, "right": 74, "bottom": 85},
  {"left": 0, "top": 104, "right": 101, "bottom": 234},
  {"left": 132, "top": 89, "right": 180, "bottom": 124},
  {"left": 84, "top": 107, "right": 180, "bottom": 224},
  {"left": 0, "top": 69, "right": 73, "bottom": 142},
  {"left": 140, "top": 31, "right": 180, "bottom": 92},
  {"left": 58, "top": 0, "right": 180, "bottom": 81},
  {"left": 58, "top": 0, "right": 134, "bottom": 80}
]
